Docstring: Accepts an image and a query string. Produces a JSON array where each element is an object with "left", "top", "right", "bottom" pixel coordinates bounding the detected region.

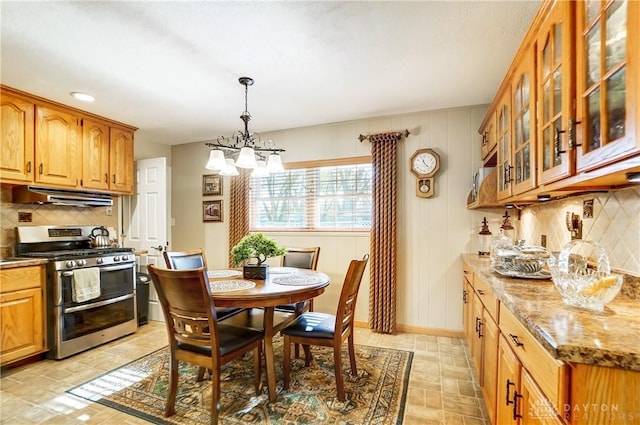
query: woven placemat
[
  {"left": 209, "top": 280, "right": 255, "bottom": 292},
  {"left": 269, "top": 267, "right": 299, "bottom": 274},
  {"left": 207, "top": 269, "right": 242, "bottom": 278},
  {"left": 272, "top": 274, "right": 326, "bottom": 286}
]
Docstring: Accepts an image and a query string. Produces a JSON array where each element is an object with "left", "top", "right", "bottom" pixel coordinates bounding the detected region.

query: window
[{"left": 249, "top": 159, "right": 372, "bottom": 231}]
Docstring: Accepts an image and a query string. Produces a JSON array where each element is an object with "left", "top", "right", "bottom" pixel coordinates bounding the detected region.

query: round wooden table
[{"left": 208, "top": 268, "right": 330, "bottom": 401}]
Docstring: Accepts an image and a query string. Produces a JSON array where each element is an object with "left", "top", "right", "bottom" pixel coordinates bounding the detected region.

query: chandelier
[{"left": 205, "top": 77, "right": 285, "bottom": 176}]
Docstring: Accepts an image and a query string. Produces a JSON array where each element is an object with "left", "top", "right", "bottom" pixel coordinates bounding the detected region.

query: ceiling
[{"left": 1, "top": 1, "right": 541, "bottom": 147}]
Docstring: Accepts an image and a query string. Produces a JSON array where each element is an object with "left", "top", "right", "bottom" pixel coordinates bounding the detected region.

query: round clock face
[{"left": 413, "top": 152, "right": 437, "bottom": 175}]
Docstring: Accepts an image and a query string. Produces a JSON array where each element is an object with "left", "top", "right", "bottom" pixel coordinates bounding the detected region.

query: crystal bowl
[
  {"left": 493, "top": 245, "right": 549, "bottom": 274},
  {"left": 548, "top": 240, "right": 622, "bottom": 311}
]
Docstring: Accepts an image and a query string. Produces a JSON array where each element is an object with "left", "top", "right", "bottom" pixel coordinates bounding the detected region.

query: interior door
[{"left": 122, "top": 157, "right": 168, "bottom": 322}]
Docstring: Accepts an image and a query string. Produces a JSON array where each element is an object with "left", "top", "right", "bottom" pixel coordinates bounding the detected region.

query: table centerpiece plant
[{"left": 231, "top": 233, "right": 287, "bottom": 279}]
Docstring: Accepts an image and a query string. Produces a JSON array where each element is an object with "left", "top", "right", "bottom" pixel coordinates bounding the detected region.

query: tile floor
[{"left": 0, "top": 322, "right": 489, "bottom": 424}]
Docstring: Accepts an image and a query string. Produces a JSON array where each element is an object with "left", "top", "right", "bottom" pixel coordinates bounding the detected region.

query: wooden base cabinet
[{"left": 0, "top": 265, "right": 46, "bottom": 365}]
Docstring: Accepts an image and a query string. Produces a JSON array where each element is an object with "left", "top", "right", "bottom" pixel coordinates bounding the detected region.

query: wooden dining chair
[
  {"left": 147, "top": 265, "right": 263, "bottom": 425},
  {"left": 163, "top": 249, "right": 245, "bottom": 321},
  {"left": 280, "top": 254, "right": 369, "bottom": 402}
]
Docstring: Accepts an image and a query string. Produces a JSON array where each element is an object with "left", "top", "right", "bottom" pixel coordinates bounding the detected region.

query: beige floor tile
[{"left": 1, "top": 322, "right": 490, "bottom": 425}]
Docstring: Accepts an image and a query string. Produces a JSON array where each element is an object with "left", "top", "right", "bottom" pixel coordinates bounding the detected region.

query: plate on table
[
  {"left": 208, "top": 269, "right": 242, "bottom": 278},
  {"left": 492, "top": 266, "right": 551, "bottom": 280}
]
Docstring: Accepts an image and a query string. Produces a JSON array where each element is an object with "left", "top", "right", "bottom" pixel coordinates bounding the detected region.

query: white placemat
[
  {"left": 272, "top": 274, "right": 326, "bottom": 286},
  {"left": 269, "top": 267, "right": 299, "bottom": 274},
  {"left": 208, "top": 269, "right": 242, "bottom": 278},
  {"left": 209, "top": 280, "right": 256, "bottom": 293}
]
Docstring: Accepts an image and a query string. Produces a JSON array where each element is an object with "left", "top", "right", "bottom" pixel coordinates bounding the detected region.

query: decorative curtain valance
[
  {"left": 367, "top": 131, "right": 403, "bottom": 334},
  {"left": 228, "top": 169, "right": 251, "bottom": 267}
]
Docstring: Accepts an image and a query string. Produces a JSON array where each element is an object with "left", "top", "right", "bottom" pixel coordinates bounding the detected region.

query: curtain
[
  {"left": 228, "top": 169, "right": 251, "bottom": 267},
  {"left": 368, "top": 132, "right": 401, "bottom": 334}
]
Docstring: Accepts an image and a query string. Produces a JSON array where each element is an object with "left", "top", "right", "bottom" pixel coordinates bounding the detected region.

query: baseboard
[{"left": 354, "top": 320, "right": 464, "bottom": 338}]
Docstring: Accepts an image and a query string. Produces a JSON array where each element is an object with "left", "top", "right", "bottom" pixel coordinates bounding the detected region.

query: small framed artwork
[
  {"left": 203, "top": 174, "right": 222, "bottom": 196},
  {"left": 203, "top": 200, "right": 223, "bottom": 222}
]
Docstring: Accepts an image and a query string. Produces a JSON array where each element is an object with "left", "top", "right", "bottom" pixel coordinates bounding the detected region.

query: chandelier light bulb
[
  {"left": 219, "top": 158, "right": 239, "bottom": 176},
  {"left": 205, "top": 149, "right": 227, "bottom": 170},
  {"left": 251, "top": 160, "right": 269, "bottom": 177},
  {"left": 266, "top": 153, "right": 284, "bottom": 173},
  {"left": 235, "top": 146, "right": 258, "bottom": 169}
]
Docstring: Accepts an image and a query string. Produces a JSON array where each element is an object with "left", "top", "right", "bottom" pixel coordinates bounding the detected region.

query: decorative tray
[{"left": 492, "top": 266, "right": 551, "bottom": 280}]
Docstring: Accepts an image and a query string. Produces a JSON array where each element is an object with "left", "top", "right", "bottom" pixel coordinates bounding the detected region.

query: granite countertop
[
  {"left": 462, "top": 253, "right": 640, "bottom": 371},
  {"left": 0, "top": 257, "right": 50, "bottom": 269}
]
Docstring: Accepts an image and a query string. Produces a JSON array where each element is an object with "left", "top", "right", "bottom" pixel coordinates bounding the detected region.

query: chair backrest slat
[
  {"left": 164, "top": 249, "right": 208, "bottom": 270},
  {"left": 335, "top": 254, "right": 369, "bottom": 334}
]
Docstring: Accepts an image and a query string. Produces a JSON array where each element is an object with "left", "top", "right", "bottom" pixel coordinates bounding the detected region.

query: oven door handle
[
  {"left": 64, "top": 293, "right": 134, "bottom": 313},
  {"left": 61, "top": 263, "right": 133, "bottom": 277}
]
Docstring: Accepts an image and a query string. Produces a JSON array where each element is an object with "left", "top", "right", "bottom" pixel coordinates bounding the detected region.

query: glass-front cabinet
[
  {"left": 496, "top": 90, "right": 512, "bottom": 200},
  {"left": 537, "top": 0, "right": 575, "bottom": 185},
  {"left": 575, "top": 0, "right": 639, "bottom": 172}
]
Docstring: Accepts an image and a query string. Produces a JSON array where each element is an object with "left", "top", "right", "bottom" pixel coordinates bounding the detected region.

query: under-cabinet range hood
[{"left": 12, "top": 186, "right": 113, "bottom": 207}]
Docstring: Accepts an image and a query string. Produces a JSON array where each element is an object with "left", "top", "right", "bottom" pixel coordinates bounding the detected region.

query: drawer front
[
  {"left": 499, "top": 305, "right": 568, "bottom": 414},
  {"left": 473, "top": 276, "right": 499, "bottom": 322},
  {"left": 0, "top": 266, "right": 44, "bottom": 293}
]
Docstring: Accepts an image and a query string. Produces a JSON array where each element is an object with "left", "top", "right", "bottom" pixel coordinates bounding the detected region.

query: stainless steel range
[{"left": 16, "top": 225, "right": 137, "bottom": 359}]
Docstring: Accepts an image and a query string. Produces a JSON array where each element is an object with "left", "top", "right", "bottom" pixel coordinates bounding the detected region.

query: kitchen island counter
[{"left": 462, "top": 254, "right": 640, "bottom": 371}]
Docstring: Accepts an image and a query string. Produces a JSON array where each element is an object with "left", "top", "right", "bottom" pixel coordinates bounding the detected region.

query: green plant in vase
[{"left": 231, "top": 233, "right": 287, "bottom": 279}]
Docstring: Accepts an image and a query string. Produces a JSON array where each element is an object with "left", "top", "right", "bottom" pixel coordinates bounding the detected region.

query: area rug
[{"left": 68, "top": 340, "right": 413, "bottom": 425}]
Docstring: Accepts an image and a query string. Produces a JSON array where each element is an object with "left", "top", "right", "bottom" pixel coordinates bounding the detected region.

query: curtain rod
[{"left": 358, "top": 129, "right": 410, "bottom": 142}]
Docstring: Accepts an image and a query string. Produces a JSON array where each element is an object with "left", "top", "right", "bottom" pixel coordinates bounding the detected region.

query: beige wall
[{"left": 171, "top": 105, "right": 503, "bottom": 333}]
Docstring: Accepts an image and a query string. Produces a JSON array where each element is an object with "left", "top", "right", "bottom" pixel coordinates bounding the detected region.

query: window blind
[{"left": 249, "top": 162, "right": 372, "bottom": 231}]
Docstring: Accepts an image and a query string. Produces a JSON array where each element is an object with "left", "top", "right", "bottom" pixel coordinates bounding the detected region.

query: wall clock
[{"left": 410, "top": 148, "right": 440, "bottom": 198}]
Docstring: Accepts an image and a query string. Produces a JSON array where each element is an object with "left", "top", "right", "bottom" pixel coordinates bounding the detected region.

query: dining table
[{"left": 206, "top": 266, "right": 330, "bottom": 401}]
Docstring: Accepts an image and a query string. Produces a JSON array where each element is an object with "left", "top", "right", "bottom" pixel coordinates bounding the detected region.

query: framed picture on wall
[
  {"left": 203, "top": 200, "right": 223, "bottom": 222},
  {"left": 203, "top": 174, "right": 222, "bottom": 196}
]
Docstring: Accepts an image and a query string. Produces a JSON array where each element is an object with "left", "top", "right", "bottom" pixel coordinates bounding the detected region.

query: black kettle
[{"left": 90, "top": 226, "right": 111, "bottom": 248}]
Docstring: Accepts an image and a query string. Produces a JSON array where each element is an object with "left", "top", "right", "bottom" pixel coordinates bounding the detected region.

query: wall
[{"left": 171, "top": 105, "right": 503, "bottom": 334}]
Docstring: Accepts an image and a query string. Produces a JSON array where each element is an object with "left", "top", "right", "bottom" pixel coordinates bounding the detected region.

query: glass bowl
[
  {"left": 547, "top": 240, "right": 622, "bottom": 311},
  {"left": 492, "top": 244, "right": 549, "bottom": 274}
]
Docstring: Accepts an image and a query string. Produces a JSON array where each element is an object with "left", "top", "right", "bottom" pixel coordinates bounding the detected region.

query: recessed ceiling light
[{"left": 70, "top": 92, "right": 95, "bottom": 102}]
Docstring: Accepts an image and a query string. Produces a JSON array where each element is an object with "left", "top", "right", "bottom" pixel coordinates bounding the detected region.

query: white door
[{"left": 123, "top": 157, "right": 168, "bottom": 322}]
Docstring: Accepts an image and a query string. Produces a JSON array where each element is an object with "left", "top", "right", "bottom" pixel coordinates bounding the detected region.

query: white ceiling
[{"left": 1, "top": 1, "right": 541, "bottom": 147}]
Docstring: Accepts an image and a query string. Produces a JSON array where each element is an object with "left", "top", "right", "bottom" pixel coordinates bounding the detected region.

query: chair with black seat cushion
[
  {"left": 163, "top": 249, "right": 245, "bottom": 321},
  {"left": 280, "top": 254, "right": 369, "bottom": 402},
  {"left": 275, "top": 246, "right": 320, "bottom": 314},
  {"left": 147, "top": 264, "right": 263, "bottom": 425}
]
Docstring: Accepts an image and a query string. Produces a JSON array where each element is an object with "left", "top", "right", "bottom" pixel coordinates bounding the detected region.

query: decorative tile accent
[{"left": 518, "top": 187, "right": 640, "bottom": 277}]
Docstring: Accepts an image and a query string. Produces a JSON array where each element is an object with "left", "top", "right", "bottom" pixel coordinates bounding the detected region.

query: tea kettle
[{"left": 90, "top": 226, "right": 111, "bottom": 248}]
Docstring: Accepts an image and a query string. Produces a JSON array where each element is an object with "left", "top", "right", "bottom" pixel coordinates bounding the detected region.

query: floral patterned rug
[{"left": 68, "top": 339, "right": 412, "bottom": 425}]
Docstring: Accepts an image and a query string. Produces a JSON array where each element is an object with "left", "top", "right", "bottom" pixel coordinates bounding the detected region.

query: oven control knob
[
  {"left": 96, "top": 258, "right": 104, "bottom": 265},
  {"left": 77, "top": 259, "right": 86, "bottom": 266},
  {"left": 66, "top": 260, "right": 75, "bottom": 268},
  {"left": 122, "top": 255, "right": 129, "bottom": 261},
  {"left": 114, "top": 256, "right": 121, "bottom": 262}
]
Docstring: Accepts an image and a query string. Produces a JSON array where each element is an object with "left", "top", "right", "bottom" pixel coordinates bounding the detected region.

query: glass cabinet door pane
[
  {"left": 553, "top": 70, "right": 562, "bottom": 115},
  {"left": 523, "top": 144, "right": 530, "bottom": 181},
  {"left": 587, "top": 87, "right": 602, "bottom": 151},
  {"left": 543, "top": 80, "right": 551, "bottom": 122},
  {"left": 605, "top": 0, "right": 627, "bottom": 72},
  {"left": 587, "top": 22, "right": 601, "bottom": 87},
  {"left": 586, "top": 0, "right": 600, "bottom": 24},
  {"left": 553, "top": 118, "right": 562, "bottom": 167},
  {"left": 553, "top": 23, "right": 562, "bottom": 64},
  {"left": 607, "top": 68, "right": 626, "bottom": 141},
  {"left": 543, "top": 126, "right": 551, "bottom": 171},
  {"left": 523, "top": 108, "right": 530, "bottom": 142},
  {"left": 515, "top": 151, "right": 522, "bottom": 183},
  {"left": 543, "top": 37, "right": 551, "bottom": 76}
]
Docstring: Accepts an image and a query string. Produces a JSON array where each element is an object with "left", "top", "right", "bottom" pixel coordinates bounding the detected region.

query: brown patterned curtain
[
  {"left": 368, "top": 132, "right": 401, "bottom": 334},
  {"left": 228, "top": 169, "right": 251, "bottom": 267}
]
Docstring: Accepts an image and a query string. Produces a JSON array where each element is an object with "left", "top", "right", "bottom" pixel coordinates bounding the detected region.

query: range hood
[{"left": 12, "top": 186, "right": 113, "bottom": 207}]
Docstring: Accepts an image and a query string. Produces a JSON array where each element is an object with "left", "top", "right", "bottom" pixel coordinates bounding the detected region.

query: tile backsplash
[
  {"left": 0, "top": 187, "right": 118, "bottom": 256},
  {"left": 518, "top": 186, "right": 640, "bottom": 276}
]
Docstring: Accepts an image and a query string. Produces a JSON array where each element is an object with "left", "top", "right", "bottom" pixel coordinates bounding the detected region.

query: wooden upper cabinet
[
  {"left": 1, "top": 93, "right": 35, "bottom": 183},
  {"left": 575, "top": 0, "right": 639, "bottom": 172},
  {"left": 511, "top": 48, "right": 537, "bottom": 196},
  {"left": 480, "top": 110, "right": 497, "bottom": 164},
  {"left": 109, "top": 127, "right": 134, "bottom": 194},
  {"left": 35, "top": 105, "right": 81, "bottom": 187},
  {"left": 81, "top": 119, "right": 111, "bottom": 191},
  {"left": 537, "top": 0, "right": 576, "bottom": 185},
  {"left": 496, "top": 90, "right": 513, "bottom": 200}
]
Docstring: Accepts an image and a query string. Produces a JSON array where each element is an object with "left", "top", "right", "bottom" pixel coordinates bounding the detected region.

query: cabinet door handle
[
  {"left": 569, "top": 119, "right": 582, "bottom": 150},
  {"left": 105, "top": 173, "right": 108, "bottom": 183},
  {"left": 477, "top": 320, "right": 483, "bottom": 338},
  {"left": 26, "top": 161, "right": 31, "bottom": 173},
  {"left": 463, "top": 290, "right": 468, "bottom": 304},
  {"left": 506, "top": 379, "right": 516, "bottom": 405},
  {"left": 477, "top": 289, "right": 485, "bottom": 296},
  {"left": 113, "top": 174, "right": 116, "bottom": 184},
  {"left": 554, "top": 127, "right": 567, "bottom": 156},
  {"left": 503, "top": 163, "right": 513, "bottom": 184},
  {"left": 513, "top": 391, "right": 523, "bottom": 420},
  {"left": 509, "top": 333, "right": 524, "bottom": 347},
  {"left": 39, "top": 163, "right": 43, "bottom": 174}
]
